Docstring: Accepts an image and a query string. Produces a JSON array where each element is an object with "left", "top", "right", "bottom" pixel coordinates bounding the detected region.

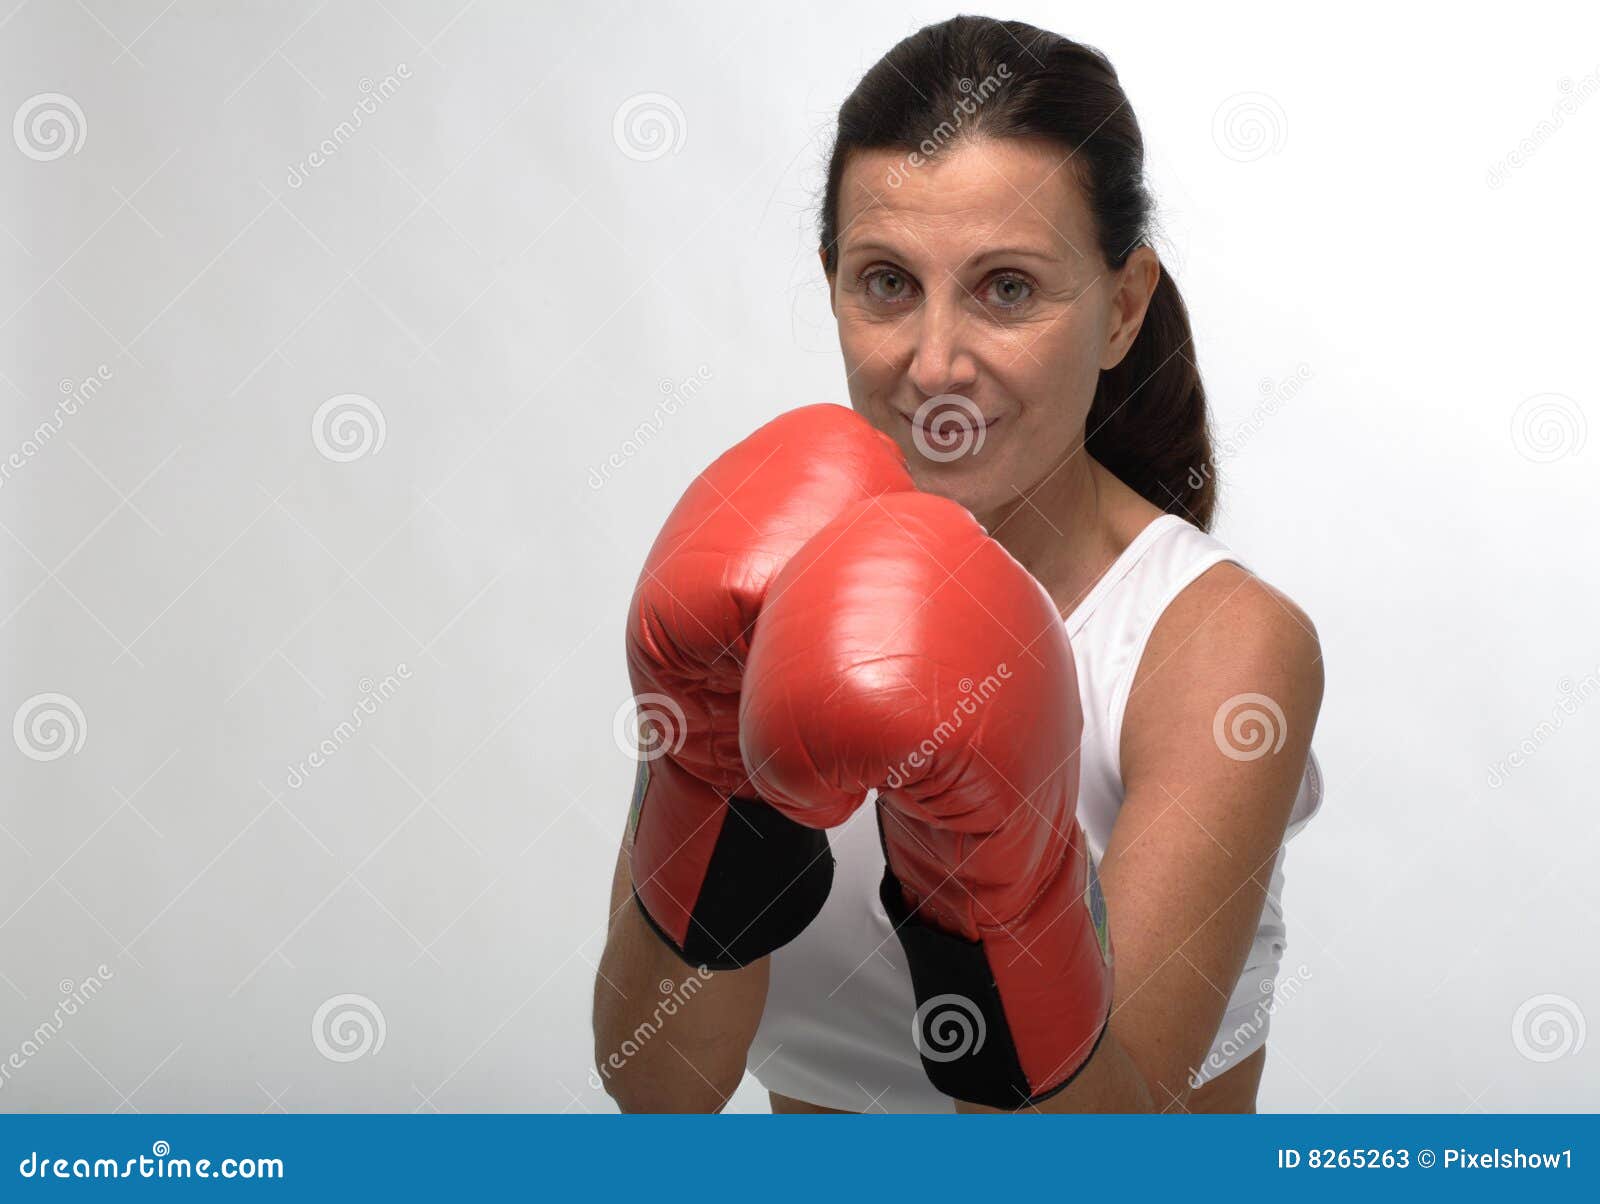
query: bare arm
[
  {"left": 1098, "top": 564, "right": 1323, "bottom": 1111},
  {"left": 954, "top": 1027, "right": 1155, "bottom": 1113},
  {"left": 964, "top": 564, "right": 1324, "bottom": 1114},
  {"left": 592, "top": 830, "right": 769, "bottom": 1112}
]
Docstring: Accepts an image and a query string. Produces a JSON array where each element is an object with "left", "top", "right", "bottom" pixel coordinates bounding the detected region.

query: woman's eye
[
  {"left": 862, "top": 268, "right": 915, "bottom": 304},
  {"left": 854, "top": 267, "right": 1031, "bottom": 310},
  {"left": 987, "top": 274, "right": 1033, "bottom": 308}
]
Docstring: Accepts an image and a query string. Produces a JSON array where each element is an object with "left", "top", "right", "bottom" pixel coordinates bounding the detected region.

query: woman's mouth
[
  {"left": 898, "top": 396, "right": 999, "bottom": 460},
  {"left": 899, "top": 409, "right": 1000, "bottom": 432}
]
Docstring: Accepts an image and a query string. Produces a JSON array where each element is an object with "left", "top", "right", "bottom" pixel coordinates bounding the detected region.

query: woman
[{"left": 594, "top": 14, "right": 1325, "bottom": 1114}]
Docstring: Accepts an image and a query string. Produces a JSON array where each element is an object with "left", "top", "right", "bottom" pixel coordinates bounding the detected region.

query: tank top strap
[
  {"left": 1099, "top": 521, "right": 1247, "bottom": 759},
  {"left": 1063, "top": 513, "right": 1193, "bottom": 637},
  {"left": 1067, "top": 513, "right": 1324, "bottom": 849}
]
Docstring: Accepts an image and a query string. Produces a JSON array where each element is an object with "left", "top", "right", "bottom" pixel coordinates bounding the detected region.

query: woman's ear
[{"left": 1100, "top": 246, "right": 1161, "bottom": 371}]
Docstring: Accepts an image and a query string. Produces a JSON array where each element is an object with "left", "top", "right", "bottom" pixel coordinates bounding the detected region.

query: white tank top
[{"left": 748, "top": 512, "right": 1325, "bottom": 1112}]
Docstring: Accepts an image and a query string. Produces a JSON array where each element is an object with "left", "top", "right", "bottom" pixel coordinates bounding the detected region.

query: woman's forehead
[{"left": 836, "top": 139, "right": 1091, "bottom": 262}]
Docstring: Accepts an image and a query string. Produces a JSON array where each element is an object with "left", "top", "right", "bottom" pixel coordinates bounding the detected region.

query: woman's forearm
[
  {"left": 954, "top": 1027, "right": 1156, "bottom": 1114},
  {"left": 592, "top": 845, "right": 769, "bottom": 1112}
]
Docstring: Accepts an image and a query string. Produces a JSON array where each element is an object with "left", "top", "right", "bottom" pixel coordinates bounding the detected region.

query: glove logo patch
[
  {"left": 1085, "top": 850, "right": 1111, "bottom": 966},
  {"left": 627, "top": 759, "right": 651, "bottom": 844}
]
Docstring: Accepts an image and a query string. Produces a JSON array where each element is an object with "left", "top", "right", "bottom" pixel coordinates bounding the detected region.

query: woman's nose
[{"left": 906, "top": 292, "right": 976, "bottom": 395}]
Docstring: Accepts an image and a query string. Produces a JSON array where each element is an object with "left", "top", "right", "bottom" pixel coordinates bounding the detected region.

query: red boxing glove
[
  {"left": 740, "top": 491, "right": 1113, "bottom": 1107},
  {"left": 624, "top": 405, "right": 915, "bottom": 969}
]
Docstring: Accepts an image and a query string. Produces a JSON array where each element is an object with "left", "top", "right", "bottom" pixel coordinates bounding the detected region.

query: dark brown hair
[{"left": 819, "top": 15, "right": 1215, "bottom": 529}]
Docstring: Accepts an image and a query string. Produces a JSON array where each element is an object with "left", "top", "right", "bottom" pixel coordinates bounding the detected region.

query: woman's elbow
[
  {"left": 591, "top": 989, "right": 745, "bottom": 1113},
  {"left": 591, "top": 1034, "right": 741, "bottom": 1113}
]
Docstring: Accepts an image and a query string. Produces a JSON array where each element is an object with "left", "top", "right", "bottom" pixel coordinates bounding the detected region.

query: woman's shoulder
[
  {"left": 1084, "top": 466, "right": 1323, "bottom": 700},
  {"left": 1174, "top": 555, "right": 1317, "bottom": 642},
  {"left": 1120, "top": 553, "right": 1324, "bottom": 772},
  {"left": 1158, "top": 549, "right": 1322, "bottom": 692},
  {"left": 1097, "top": 458, "right": 1319, "bottom": 659}
]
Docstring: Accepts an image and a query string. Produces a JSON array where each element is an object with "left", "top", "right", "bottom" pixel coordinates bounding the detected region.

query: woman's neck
[{"left": 974, "top": 450, "right": 1154, "bottom": 618}]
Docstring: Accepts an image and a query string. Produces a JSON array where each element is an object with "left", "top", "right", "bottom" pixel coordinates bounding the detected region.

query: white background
[{"left": 1, "top": 0, "right": 1596, "bottom": 1112}]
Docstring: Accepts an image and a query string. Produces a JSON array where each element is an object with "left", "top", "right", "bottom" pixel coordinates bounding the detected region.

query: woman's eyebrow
[
  {"left": 840, "top": 240, "right": 1061, "bottom": 265},
  {"left": 969, "top": 245, "right": 1060, "bottom": 264},
  {"left": 839, "top": 240, "right": 909, "bottom": 260}
]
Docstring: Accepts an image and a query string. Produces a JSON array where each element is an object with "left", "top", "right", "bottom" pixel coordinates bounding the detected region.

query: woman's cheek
[{"left": 841, "top": 309, "right": 911, "bottom": 355}]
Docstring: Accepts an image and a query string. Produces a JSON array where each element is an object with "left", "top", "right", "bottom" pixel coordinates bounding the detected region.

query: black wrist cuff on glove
[
  {"left": 634, "top": 795, "right": 834, "bottom": 971},
  {"left": 878, "top": 866, "right": 1110, "bottom": 1110}
]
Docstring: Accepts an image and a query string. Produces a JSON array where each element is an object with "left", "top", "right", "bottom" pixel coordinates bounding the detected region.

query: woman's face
[{"left": 826, "top": 135, "right": 1155, "bottom": 520}]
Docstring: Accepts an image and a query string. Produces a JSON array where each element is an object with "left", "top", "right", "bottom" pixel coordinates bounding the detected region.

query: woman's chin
[{"left": 906, "top": 461, "right": 999, "bottom": 521}]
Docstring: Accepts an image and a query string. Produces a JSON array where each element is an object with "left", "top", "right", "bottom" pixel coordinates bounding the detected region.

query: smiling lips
[{"left": 898, "top": 407, "right": 1001, "bottom": 434}]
